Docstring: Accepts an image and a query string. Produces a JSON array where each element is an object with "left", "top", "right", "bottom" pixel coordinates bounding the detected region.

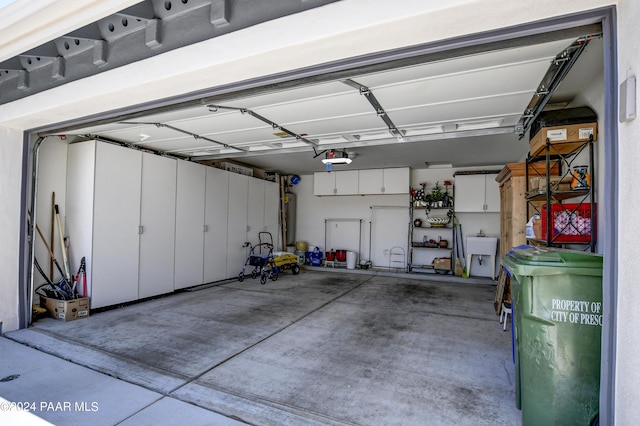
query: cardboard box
[
  {"left": 529, "top": 122, "right": 597, "bottom": 156},
  {"left": 43, "top": 297, "right": 90, "bottom": 322},
  {"left": 529, "top": 176, "right": 573, "bottom": 192},
  {"left": 214, "top": 161, "right": 254, "bottom": 177},
  {"left": 433, "top": 257, "right": 451, "bottom": 271}
]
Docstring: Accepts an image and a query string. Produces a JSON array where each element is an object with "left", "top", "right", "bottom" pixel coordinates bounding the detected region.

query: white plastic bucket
[{"left": 346, "top": 251, "right": 357, "bottom": 269}]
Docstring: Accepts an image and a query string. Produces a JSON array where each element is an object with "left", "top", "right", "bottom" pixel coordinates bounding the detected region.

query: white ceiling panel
[
  {"left": 138, "top": 137, "right": 219, "bottom": 153},
  {"left": 386, "top": 92, "right": 532, "bottom": 126},
  {"left": 371, "top": 60, "right": 552, "bottom": 110},
  {"left": 223, "top": 81, "right": 353, "bottom": 110},
  {"left": 89, "top": 123, "right": 184, "bottom": 144},
  {"left": 285, "top": 114, "right": 388, "bottom": 137},
  {"left": 170, "top": 111, "right": 269, "bottom": 136},
  {"left": 200, "top": 126, "right": 306, "bottom": 145},
  {"left": 355, "top": 38, "right": 575, "bottom": 88},
  {"left": 250, "top": 92, "right": 370, "bottom": 126}
]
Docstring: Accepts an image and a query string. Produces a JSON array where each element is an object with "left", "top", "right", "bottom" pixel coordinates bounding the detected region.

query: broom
[{"left": 454, "top": 219, "right": 463, "bottom": 277}]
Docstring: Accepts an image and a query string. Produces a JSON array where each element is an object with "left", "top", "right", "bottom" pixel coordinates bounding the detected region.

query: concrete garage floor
[{"left": 3, "top": 269, "right": 520, "bottom": 425}]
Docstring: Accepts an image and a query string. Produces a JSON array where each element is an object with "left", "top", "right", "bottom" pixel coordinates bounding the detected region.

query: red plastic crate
[{"left": 541, "top": 203, "right": 596, "bottom": 243}]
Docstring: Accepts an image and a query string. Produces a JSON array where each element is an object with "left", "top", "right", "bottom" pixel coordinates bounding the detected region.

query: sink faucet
[{"left": 476, "top": 230, "right": 485, "bottom": 237}]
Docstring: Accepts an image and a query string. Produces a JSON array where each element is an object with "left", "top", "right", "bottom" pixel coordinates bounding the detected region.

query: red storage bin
[{"left": 541, "top": 203, "right": 596, "bottom": 243}]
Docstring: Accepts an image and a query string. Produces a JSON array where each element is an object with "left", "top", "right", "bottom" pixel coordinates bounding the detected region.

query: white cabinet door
[
  {"left": 314, "top": 172, "right": 336, "bottom": 195},
  {"left": 335, "top": 170, "right": 359, "bottom": 195},
  {"left": 204, "top": 167, "right": 229, "bottom": 283},
  {"left": 358, "top": 169, "right": 384, "bottom": 194},
  {"left": 314, "top": 170, "right": 359, "bottom": 195},
  {"left": 92, "top": 142, "right": 142, "bottom": 308},
  {"left": 455, "top": 174, "right": 501, "bottom": 212},
  {"left": 455, "top": 175, "right": 486, "bottom": 212},
  {"left": 358, "top": 167, "right": 409, "bottom": 195},
  {"left": 174, "top": 160, "right": 206, "bottom": 289},
  {"left": 139, "top": 153, "right": 176, "bottom": 298},
  {"left": 226, "top": 173, "right": 249, "bottom": 278},
  {"left": 247, "top": 178, "right": 266, "bottom": 245},
  {"left": 484, "top": 174, "right": 500, "bottom": 212},
  {"left": 382, "top": 167, "right": 410, "bottom": 194},
  {"left": 264, "top": 181, "right": 280, "bottom": 248}
]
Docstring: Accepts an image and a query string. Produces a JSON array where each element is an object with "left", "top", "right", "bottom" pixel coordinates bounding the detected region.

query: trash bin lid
[{"left": 504, "top": 246, "right": 603, "bottom": 277}]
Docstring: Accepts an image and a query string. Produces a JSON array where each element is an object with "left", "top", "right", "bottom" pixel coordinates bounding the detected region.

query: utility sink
[
  {"left": 466, "top": 236, "right": 498, "bottom": 255},
  {"left": 466, "top": 236, "right": 498, "bottom": 279}
]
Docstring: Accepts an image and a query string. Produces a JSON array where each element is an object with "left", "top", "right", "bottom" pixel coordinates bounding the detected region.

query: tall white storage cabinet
[
  {"left": 247, "top": 178, "right": 266, "bottom": 244},
  {"left": 174, "top": 160, "right": 206, "bottom": 289},
  {"left": 264, "top": 181, "right": 280, "bottom": 246},
  {"left": 138, "top": 153, "right": 177, "bottom": 298},
  {"left": 247, "top": 179, "right": 280, "bottom": 246},
  {"left": 66, "top": 141, "right": 142, "bottom": 309},
  {"left": 226, "top": 173, "right": 250, "bottom": 278},
  {"left": 204, "top": 167, "right": 229, "bottom": 283}
]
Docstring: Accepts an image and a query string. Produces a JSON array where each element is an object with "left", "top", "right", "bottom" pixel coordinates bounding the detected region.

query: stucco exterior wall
[
  {"left": 614, "top": 0, "right": 640, "bottom": 423},
  {"left": 0, "top": 126, "right": 24, "bottom": 332}
]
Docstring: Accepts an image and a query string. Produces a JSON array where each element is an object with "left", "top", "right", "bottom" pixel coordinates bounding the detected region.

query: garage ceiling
[
  {"left": 3, "top": 0, "right": 602, "bottom": 176},
  {"left": 61, "top": 34, "right": 602, "bottom": 175}
]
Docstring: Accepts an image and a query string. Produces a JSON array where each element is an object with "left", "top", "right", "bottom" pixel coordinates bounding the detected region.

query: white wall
[
  {"left": 33, "top": 138, "right": 68, "bottom": 285},
  {"left": 0, "top": 125, "right": 24, "bottom": 331},
  {"left": 292, "top": 173, "right": 409, "bottom": 268},
  {"left": 413, "top": 167, "right": 502, "bottom": 278},
  {"left": 292, "top": 166, "right": 502, "bottom": 278},
  {"left": 569, "top": 68, "right": 605, "bottom": 255}
]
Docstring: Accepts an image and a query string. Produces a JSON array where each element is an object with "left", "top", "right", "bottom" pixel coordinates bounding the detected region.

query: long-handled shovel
[{"left": 54, "top": 205, "right": 72, "bottom": 283}]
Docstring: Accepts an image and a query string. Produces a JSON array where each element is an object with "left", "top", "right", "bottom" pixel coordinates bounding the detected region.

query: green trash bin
[{"left": 503, "top": 246, "right": 603, "bottom": 426}]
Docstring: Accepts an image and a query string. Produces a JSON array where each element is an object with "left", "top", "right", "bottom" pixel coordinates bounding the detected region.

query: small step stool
[{"left": 499, "top": 302, "right": 512, "bottom": 331}]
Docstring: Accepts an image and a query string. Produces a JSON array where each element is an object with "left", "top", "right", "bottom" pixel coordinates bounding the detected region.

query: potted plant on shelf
[
  {"left": 430, "top": 181, "right": 445, "bottom": 209},
  {"left": 443, "top": 180, "right": 453, "bottom": 207}
]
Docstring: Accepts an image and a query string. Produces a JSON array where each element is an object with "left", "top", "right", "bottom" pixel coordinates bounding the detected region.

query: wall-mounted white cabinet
[
  {"left": 455, "top": 173, "right": 500, "bottom": 212},
  {"left": 313, "top": 170, "right": 359, "bottom": 195},
  {"left": 358, "top": 167, "right": 409, "bottom": 195}
]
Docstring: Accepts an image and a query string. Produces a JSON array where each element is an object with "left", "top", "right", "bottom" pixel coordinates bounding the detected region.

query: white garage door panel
[{"left": 373, "top": 60, "right": 553, "bottom": 109}]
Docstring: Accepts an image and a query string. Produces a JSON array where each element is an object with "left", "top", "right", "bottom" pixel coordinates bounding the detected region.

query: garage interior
[{"left": 1, "top": 1, "right": 608, "bottom": 425}]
